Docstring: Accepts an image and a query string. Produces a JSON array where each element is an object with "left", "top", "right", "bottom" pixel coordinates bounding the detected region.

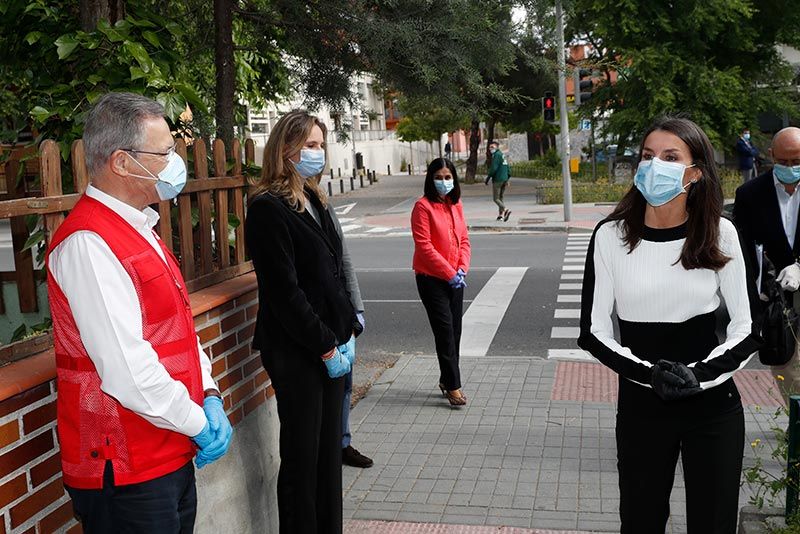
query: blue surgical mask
[
  {"left": 774, "top": 164, "right": 800, "bottom": 184},
  {"left": 434, "top": 179, "right": 454, "bottom": 196},
  {"left": 127, "top": 151, "right": 187, "bottom": 201},
  {"left": 294, "top": 149, "right": 326, "bottom": 178},
  {"left": 743, "top": 133, "right": 751, "bottom": 141},
  {"left": 634, "top": 157, "right": 696, "bottom": 207}
]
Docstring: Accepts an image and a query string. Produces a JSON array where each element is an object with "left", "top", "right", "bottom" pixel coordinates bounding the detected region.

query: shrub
[{"left": 540, "top": 178, "right": 630, "bottom": 204}]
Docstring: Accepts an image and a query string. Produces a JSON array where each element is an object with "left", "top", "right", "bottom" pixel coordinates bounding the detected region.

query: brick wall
[{"left": 0, "top": 274, "right": 271, "bottom": 534}]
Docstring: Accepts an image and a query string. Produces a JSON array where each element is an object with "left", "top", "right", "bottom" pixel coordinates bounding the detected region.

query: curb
[{"left": 467, "top": 225, "right": 594, "bottom": 234}]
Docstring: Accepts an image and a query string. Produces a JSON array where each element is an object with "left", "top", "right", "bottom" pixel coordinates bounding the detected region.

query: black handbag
[{"left": 759, "top": 256, "right": 799, "bottom": 365}]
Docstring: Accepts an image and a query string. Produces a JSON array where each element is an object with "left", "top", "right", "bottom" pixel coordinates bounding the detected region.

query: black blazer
[
  {"left": 245, "top": 188, "right": 361, "bottom": 360},
  {"left": 733, "top": 169, "right": 800, "bottom": 278}
]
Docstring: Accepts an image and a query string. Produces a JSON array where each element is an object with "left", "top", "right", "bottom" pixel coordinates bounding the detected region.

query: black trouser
[
  {"left": 66, "top": 460, "right": 196, "bottom": 534},
  {"left": 616, "top": 397, "right": 744, "bottom": 534},
  {"left": 263, "top": 349, "right": 345, "bottom": 534},
  {"left": 416, "top": 273, "right": 464, "bottom": 391}
]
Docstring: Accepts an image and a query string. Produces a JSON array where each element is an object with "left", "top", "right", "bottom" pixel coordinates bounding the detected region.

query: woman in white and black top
[{"left": 578, "top": 117, "right": 762, "bottom": 534}]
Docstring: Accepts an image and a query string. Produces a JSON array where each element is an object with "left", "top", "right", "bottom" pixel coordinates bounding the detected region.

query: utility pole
[{"left": 556, "top": 0, "right": 572, "bottom": 222}]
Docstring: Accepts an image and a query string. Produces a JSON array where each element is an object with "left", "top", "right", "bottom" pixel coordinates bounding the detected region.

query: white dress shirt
[
  {"left": 774, "top": 175, "right": 800, "bottom": 249},
  {"left": 49, "top": 185, "right": 215, "bottom": 438}
]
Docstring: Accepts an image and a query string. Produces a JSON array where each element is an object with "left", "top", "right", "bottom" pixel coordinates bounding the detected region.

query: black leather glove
[
  {"left": 650, "top": 359, "right": 702, "bottom": 401},
  {"left": 484, "top": 176, "right": 491, "bottom": 185}
]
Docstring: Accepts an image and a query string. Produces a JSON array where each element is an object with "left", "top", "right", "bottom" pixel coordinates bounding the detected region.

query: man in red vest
[{"left": 46, "top": 92, "right": 233, "bottom": 533}]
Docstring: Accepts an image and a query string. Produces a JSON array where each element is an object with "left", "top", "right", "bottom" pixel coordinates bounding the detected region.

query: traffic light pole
[{"left": 555, "top": 0, "right": 572, "bottom": 222}]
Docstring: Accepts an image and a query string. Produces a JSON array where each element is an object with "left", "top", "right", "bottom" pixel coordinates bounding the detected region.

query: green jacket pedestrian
[{"left": 485, "top": 141, "right": 511, "bottom": 221}]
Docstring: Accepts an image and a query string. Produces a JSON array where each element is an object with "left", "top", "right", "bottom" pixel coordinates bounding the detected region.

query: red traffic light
[{"left": 544, "top": 97, "right": 554, "bottom": 109}]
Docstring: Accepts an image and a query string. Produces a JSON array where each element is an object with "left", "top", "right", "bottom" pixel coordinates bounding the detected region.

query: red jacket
[
  {"left": 46, "top": 196, "right": 203, "bottom": 489},
  {"left": 411, "top": 196, "right": 471, "bottom": 280}
]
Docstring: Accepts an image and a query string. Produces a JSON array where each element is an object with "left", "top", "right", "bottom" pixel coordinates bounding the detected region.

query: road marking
[
  {"left": 559, "top": 283, "right": 582, "bottom": 291},
  {"left": 460, "top": 267, "right": 528, "bottom": 357},
  {"left": 338, "top": 217, "right": 356, "bottom": 224},
  {"left": 362, "top": 299, "right": 473, "bottom": 303},
  {"left": 547, "top": 349, "right": 597, "bottom": 363},
  {"left": 334, "top": 202, "right": 357, "bottom": 215},
  {"left": 551, "top": 327, "right": 580, "bottom": 338},
  {"left": 366, "top": 227, "right": 391, "bottom": 233},
  {"left": 555, "top": 309, "right": 581, "bottom": 319},
  {"left": 565, "top": 251, "right": 586, "bottom": 256},
  {"left": 564, "top": 257, "right": 584, "bottom": 263},
  {"left": 561, "top": 274, "right": 583, "bottom": 280},
  {"left": 566, "top": 246, "right": 588, "bottom": 251},
  {"left": 386, "top": 197, "right": 418, "bottom": 214},
  {"left": 557, "top": 295, "right": 581, "bottom": 303},
  {"left": 340, "top": 224, "right": 361, "bottom": 233},
  {"left": 562, "top": 265, "right": 584, "bottom": 271}
]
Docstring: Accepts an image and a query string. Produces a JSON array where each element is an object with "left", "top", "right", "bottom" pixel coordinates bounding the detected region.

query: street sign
[
  {"left": 566, "top": 94, "right": 575, "bottom": 104},
  {"left": 579, "top": 119, "right": 591, "bottom": 131}
]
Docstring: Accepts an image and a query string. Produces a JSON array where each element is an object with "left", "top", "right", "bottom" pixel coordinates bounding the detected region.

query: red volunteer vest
[{"left": 46, "top": 195, "right": 203, "bottom": 489}]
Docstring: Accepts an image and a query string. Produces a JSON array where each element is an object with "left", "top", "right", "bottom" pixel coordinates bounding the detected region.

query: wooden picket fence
[{"left": 0, "top": 137, "right": 257, "bottom": 318}]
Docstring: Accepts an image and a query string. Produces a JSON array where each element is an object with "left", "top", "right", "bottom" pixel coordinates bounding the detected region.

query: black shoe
[
  {"left": 343, "top": 445, "right": 373, "bottom": 468},
  {"left": 496, "top": 215, "right": 503, "bottom": 221},
  {"left": 503, "top": 209, "right": 511, "bottom": 222}
]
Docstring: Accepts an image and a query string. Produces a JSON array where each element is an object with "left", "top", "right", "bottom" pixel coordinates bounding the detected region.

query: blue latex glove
[
  {"left": 457, "top": 268, "right": 466, "bottom": 278},
  {"left": 338, "top": 334, "right": 356, "bottom": 366},
  {"left": 195, "top": 397, "right": 233, "bottom": 469},
  {"left": 448, "top": 274, "right": 462, "bottom": 288},
  {"left": 323, "top": 348, "right": 351, "bottom": 378},
  {"left": 192, "top": 422, "right": 213, "bottom": 450},
  {"left": 356, "top": 312, "right": 365, "bottom": 331}
]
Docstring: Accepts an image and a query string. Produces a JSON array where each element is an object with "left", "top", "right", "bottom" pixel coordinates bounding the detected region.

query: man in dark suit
[
  {"left": 735, "top": 127, "right": 759, "bottom": 183},
  {"left": 734, "top": 127, "right": 800, "bottom": 402}
]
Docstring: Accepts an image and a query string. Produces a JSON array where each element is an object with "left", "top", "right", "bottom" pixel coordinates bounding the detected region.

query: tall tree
[
  {"left": 214, "top": 0, "right": 235, "bottom": 147},
  {"left": 566, "top": 0, "right": 800, "bottom": 148},
  {"left": 80, "top": 0, "right": 124, "bottom": 31}
]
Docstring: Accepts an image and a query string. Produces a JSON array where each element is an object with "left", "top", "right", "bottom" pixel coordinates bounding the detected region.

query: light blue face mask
[
  {"left": 294, "top": 149, "right": 326, "bottom": 178},
  {"left": 774, "top": 163, "right": 800, "bottom": 184},
  {"left": 127, "top": 151, "right": 187, "bottom": 201},
  {"left": 634, "top": 157, "right": 696, "bottom": 207},
  {"left": 434, "top": 178, "right": 454, "bottom": 196}
]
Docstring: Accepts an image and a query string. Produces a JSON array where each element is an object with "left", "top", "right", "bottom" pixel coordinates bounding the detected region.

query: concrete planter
[{"left": 739, "top": 505, "right": 788, "bottom": 533}]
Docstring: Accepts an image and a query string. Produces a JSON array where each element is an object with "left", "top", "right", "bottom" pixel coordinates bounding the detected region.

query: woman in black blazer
[{"left": 245, "top": 110, "right": 361, "bottom": 534}]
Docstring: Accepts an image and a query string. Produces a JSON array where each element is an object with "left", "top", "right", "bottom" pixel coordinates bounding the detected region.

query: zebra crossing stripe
[{"left": 460, "top": 267, "right": 528, "bottom": 357}]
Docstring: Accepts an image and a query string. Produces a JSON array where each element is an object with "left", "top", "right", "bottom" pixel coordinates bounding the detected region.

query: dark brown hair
[
  {"left": 608, "top": 116, "right": 730, "bottom": 271},
  {"left": 423, "top": 158, "right": 461, "bottom": 203}
]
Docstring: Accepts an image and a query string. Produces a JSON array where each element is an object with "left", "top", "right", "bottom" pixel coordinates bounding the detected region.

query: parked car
[{"left": 594, "top": 145, "right": 638, "bottom": 165}]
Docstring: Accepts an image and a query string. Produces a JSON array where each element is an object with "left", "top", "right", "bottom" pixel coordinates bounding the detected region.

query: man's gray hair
[{"left": 83, "top": 92, "right": 165, "bottom": 177}]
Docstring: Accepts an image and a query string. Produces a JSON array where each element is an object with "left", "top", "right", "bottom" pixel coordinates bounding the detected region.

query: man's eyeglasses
[{"left": 122, "top": 144, "right": 177, "bottom": 158}]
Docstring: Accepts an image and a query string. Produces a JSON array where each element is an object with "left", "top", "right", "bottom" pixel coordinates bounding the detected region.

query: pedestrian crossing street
[{"left": 548, "top": 233, "right": 598, "bottom": 364}]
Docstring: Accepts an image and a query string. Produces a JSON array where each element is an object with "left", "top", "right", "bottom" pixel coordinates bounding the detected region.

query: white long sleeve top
[
  {"left": 49, "top": 185, "right": 215, "bottom": 438},
  {"left": 577, "top": 217, "right": 762, "bottom": 391}
]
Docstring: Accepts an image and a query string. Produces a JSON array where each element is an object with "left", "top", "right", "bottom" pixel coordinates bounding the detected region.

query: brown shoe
[
  {"left": 444, "top": 388, "right": 467, "bottom": 407},
  {"left": 342, "top": 445, "right": 373, "bottom": 468}
]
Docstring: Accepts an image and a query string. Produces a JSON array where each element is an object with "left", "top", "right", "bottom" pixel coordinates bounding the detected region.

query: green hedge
[
  {"left": 511, "top": 160, "right": 609, "bottom": 183},
  {"left": 538, "top": 169, "right": 743, "bottom": 205}
]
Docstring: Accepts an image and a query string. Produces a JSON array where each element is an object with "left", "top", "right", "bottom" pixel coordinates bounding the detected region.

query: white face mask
[
  {"left": 634, "top": 157, "right": 696, "bottom": 207},
  {"left": 126, "top": 151, "right": 187, "bottom": 201}
]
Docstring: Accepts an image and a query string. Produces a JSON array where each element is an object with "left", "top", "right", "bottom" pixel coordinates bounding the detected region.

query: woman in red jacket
[{"left": 411, "top": 158, "right": 472, "bottom": 406}]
